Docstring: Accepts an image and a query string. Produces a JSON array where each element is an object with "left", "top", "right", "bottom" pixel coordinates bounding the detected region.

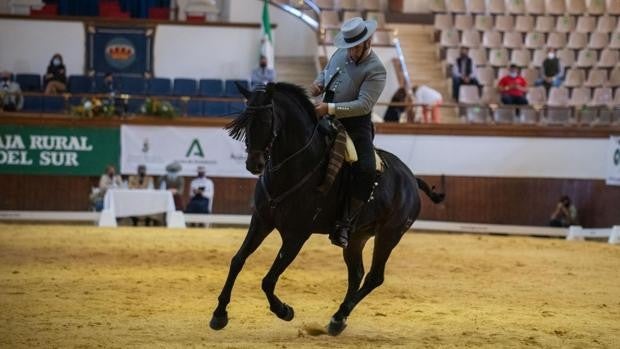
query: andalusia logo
[{"left": 186, "top": 139, "right": 204, "bottom": 158}]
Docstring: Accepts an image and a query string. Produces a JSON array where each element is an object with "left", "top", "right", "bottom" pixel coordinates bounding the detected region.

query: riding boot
[{"left": 331, "top": 198, "right": 365, "bottom": 249}]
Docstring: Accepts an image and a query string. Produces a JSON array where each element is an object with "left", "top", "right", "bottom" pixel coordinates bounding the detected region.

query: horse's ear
[
  {"left": 265, "top": 82, "right": 275, "bottom": 98},
  {"left": 235, "top": 82, "right": 251, "bottom": 100}
]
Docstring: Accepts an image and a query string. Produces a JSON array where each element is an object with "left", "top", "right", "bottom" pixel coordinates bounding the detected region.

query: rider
[{"left": 311, "top": 17, "right": 387, "bottom": 248}]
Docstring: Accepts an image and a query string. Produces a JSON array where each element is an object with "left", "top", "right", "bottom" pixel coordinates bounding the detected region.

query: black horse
[{"left": 210, "top": 82, "right": 444, "bottom": 335}]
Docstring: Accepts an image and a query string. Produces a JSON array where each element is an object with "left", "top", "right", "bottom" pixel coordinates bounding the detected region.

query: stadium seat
[
  {"left": 361, "top": 0, "right": 380, "bottom": 11},
  {"left": 576, "top": 16, "right": 596, "bottom": 34},
  {"left": 568, "top": 0, "right": 587, "bottom": 14},
  {"left": 546, "top": 32, "right": 567, "bottom": 49},
  {"left": 434, "top": 14, "right": 453, "bottom": 30},
  {"left": 454, "top": 14, "right": 474, "bottom": 30},
  {"left": 535, "top": 16, "right": 555, "bottom": 33},
  {"left": 557, "top": 48, "right": 576, "bottom": 67},
  {"left": 481, "top": 86, "right": 501, "bottom": 104},
  {"left": 440, "top": 29, "right": 460, "bottom": 47},
  {"left": 514, "top": 16, "right": 534, "bottom": 32},
  {"left": 576, "top": 105, "right": 598, "bottom": 125},
  {"left": 476, "top": 67, "right": 495, "bottom": 86},
  {"left": 503, "top": 31, "right": 523, "bottom": 49},
  {"left": 458, "top": 85, "right": 480, "bottom": 104},
  {"left": 228, "top": 102, "right": 246, "bottom": 115},
  {"left": 564, "top": 69, "right": 586, "bottom": 87},
  {"left": 511, "top": 49, "right": 531, "bottom": 67},
  {"left": 567, "top": 32, "right": 587, "bottom": 50},
  {"left": 576, "top": 49, "right": 598, "bottom": 68},
  {"left": 339, "top": 0, "right": 358, "bottom": 10},
  {"left": 570, "top": 87, "right": 592, "bottom": 106},
  {"left": 42, "top": 96, "right": 65, "bottom": 113},
  {"left": 445, "top": 48, "right": 460, "bottom": 65},
  {"left": 429, "top": 0, "right": 446, "bottom": 12},
  {"left": 173, "top": 78, "right": 198, "bottom": 96},
  {"left": 520, "top": 107, "right": 540, "bottom": 124},
  {"left": 609, "top": 66, "right": 620, "bottom": 87},
  {"left": 493, "top": 107, "right": 516, "bottom": 123},
  {"left": 609, "top": 32, "right": 620, "bottom": 49},
  {"left": 204, "top": 101, "right": 228, "bottom": 116},
  {"left": 315, "top": 0, "right": 335, "bottom": 9},
  {"left": 521, "top": 68, "right": 539, "bottom": 86},
  {"left": 497, "top": 67, "right": 510, "bottom": 79},
  {"left": 545, "top": 0, "right": 566, "bottom": 15},
  {"left": 225, "top": 80, "right": 250, "bottom": 98},
  {"left": 588, "top": 32, "right": 609, "bottom": 50},
  {"left": 343, "top": 10, "right": 361, "bottom": 22},
  {"left": 93, "top": 75, "right": 117, "bottom": 93},
  {"left": 148, "top": 7, "right": 169, "bottom": 19},
  {"left": 474, "top": 15, "right": 493, "bottom": 31},
  {"left": 199, "top": 79, "right": 224, "bottom": 97},
  {"left": 596, "top": 16, "right": 617, "bottom": 33},
  {"left": 446, "top": 0, "right": 466, "bottom": 13},
  {"left": 546, "top": 87, "right": 572, "bottom": 124},
  {"left": 15, "top": 74, "right": 41, "bottom": 92},
  {"left": 186, "top": 100, "right": 203, "bottom": 116},
  {"left": 527, "top": 86, "right": 547, "bottom": 106},
  {"left": 608, "top": 0, "right": 620, "bottom": 15},
  {"left": 591, "top": 87, "right": 613, "bottom": 106},
  {"left": 597, "top": 49, "right": 618, "bottom": 68},
  {"left": 469, "top": 48, "right": 487, "bottom": 65},
  {"left": 587, "top": 0, "right": 605, "bottom": 15},
  {"left": 495, "top": 15, "right": 514, "bottom": 32},
  {"left": 487, "top": 0, "right": 506, "bottom": 14},
  {"left": 466, "top": 0, "right": 486, "bottom": 14},
  {"left": 506, "top": 0, "right": 525, "bottom": 14},
  {"left": 555, "top": 15, "right": 576, "bottom": 33},
  {"left": 118, "top": 76, "right": 146, "bottom": 95},
  {"left": 21, "top": 95, "right": 43, "bottom": 113},
  {"left": 525, "top": 32, "right": 545, "bottom": 49},
  {"left": 531, "top": 49, "right": 546, "bottom": 67},
  {"left": 68, "top": 75, "right": 93, "bottom": 94},
  {"left": 584, "top": 69, "right": 607, "bottom": 87},
  {"left": 525, "top": 0, "right": 545, "bottom": 14},
  {"left": 461, "top": 30, "right": 481, "bottom": 48},
  {"left": 147, "top": 78, "right": 172, "bottom": 96},
  {"left": 482, "top": 31, "right": 502, "bottom": 48},
  {"left": 614, "top": 89, "right": 620, "bottom": 106},
  {"left": 320, "top": 10, "right": 340, "bottom": 28},
  {"left": 489, "top": 48, "right": 509, "bottom": 67},
  {"left": 365, "top": 12, "right": 386, "bottom": 28}
]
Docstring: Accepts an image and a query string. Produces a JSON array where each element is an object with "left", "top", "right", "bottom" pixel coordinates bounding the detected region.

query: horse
[{"left": 209, "top": 82, "right": 444, "bottom": 336}]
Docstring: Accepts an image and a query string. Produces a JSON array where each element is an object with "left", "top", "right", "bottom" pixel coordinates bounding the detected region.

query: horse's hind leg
[
  {"left": 328, "top": 229, "right": 403, "bottom": 336},
  {"left": 210, "top": 214, "right": 273, "bottom": 330},
  {"left": 262, "top": 232, "right": 311, "bottom": 321}
]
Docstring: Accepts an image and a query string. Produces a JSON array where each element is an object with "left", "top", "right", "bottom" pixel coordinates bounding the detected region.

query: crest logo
[{"left": 105, "top": 37, "right": 136, "bottom": 69}]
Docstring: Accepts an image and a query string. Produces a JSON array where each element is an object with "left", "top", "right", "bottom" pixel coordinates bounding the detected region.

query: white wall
[
  {"left": 0, "top": 19, "right": 85, "bottom": 76},
  {"left": 227, "top": 0, "right": 318, "bottom": 57}
]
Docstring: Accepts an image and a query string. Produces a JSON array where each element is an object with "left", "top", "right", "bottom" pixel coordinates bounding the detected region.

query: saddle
[{"left": 317, "top": 117, "right": 384, "bottom": 194}]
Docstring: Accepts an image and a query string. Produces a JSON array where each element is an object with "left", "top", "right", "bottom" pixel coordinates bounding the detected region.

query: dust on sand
[{"left": 0, "top": 224, "right": 619, "bottom": 348}]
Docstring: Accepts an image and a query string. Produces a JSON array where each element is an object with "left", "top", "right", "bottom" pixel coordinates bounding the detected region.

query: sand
[{"left": 0, "top": 224, "right": 619, "bottom": 348}]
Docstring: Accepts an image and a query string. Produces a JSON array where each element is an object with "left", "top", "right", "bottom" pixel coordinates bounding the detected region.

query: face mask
[
  {"left": 509, "top": 72, "right": 518, "bottom": 78},
  {"left": 548, "top": 53, "right": 555, "bottom": 59},
  {"left": 53, "top": 58, "right": 61, "bottom": 66},
  {"left": 260, "top": 63, "right": 267, "bottom": 68}
]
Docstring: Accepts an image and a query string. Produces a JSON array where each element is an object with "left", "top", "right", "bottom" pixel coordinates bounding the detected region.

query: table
[{"left": 103, "top": 189, "right": 175, "bottom": 218}]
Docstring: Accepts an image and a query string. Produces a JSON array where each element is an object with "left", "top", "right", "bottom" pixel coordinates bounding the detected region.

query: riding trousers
[{"left": 338, "top": 114, "right": 375, "bottom": 201}]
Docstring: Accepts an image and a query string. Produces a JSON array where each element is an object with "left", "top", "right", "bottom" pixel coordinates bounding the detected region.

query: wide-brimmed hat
[
  {"left": 165, "top": 161, "right": 182, "bottom": 173},
  {"left": 334, "top": 17, "right": 377, "bottom": 49}
]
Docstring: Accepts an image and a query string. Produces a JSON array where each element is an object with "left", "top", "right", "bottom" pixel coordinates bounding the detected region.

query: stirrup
[{"left": 330, "top": 222, "right": 351, "bottom": 248}]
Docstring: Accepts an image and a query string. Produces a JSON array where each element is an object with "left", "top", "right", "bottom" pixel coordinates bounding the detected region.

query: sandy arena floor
[{"left": 0, "top": 224, "right": 619, "bottom": 348}]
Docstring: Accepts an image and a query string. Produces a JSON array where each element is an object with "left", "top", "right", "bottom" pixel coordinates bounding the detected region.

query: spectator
[
  {"left": 128, "top": 164, "right": 155, "bottom": 226},
  {"left": 413, "top": 85, "right": 443, "bottom": 123},
  {"left": 498, "top": 64, "right": 528, "bottom": 105},
  {"left": 452, "top": 47, "right": 479, "bottom": 102},
  {"left": 383, "top": 87, "right": 407, "bottom": 122},
  {"left": 0, "top": 71, "right": 23, "bottom": 111},
  {"left": 250, "top": 55, "right": 276, "bottom": 88},
  {"left": 185, "top": 165, "right": 214, "bottom": 215},
  {"left": 160, "top": 161, "right": 184, "bottom": 210},
  {"left": 549, "top": 195, "right": 579, "bottom": 227},
  {"left": 91, "top": 165, "right": 122, "bottom": 211},
  {"left": 536, "top": 48, "right": 564, "bottom": 93},
  {"left": 44, "top": 53, "right": 67, "bottom": 94}
]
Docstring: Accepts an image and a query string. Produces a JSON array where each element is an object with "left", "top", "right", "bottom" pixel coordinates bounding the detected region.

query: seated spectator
[
  {"left": 549, "top": 195, "right": 578, "bottom": 227},
  {"left": 44, "top": 53, "right": 67, "bottom": 94},
  {"left": 128, "top": 164, "right": 155, "bottom": 226},
  {"left": 452, "top": 47, "right": 479, "bottom": 102},
  {"left": 536, "top": 48, "right": 564, "bottom": 93},
  {"left": 250, "top": 55, "right": 276, "bottom": 88},
  {"left": 185, "top": 165, "right": 214, "bottom": 215},
  {"left": 90, "top": 165, "right": 122, "bottom": 211},
  {"left": 383, "top": 87, "right": 407, "bottom": 122},
  {"left": 498, "top": 64, "right": 528, "bottom": 105},
  {"left": 0, "top": 71, "right": 23, "bottom": 111},
  {"left": 413, "top": 85, "right": 443, "bottom": 123},
  {"left": 160, "top": 161, "right": 184, "bottom": 210}
]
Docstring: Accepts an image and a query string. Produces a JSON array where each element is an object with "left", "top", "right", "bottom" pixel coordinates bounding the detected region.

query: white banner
[
  {"left": 120, "top": 125, "right": 250, "bottom": 177},
  {"left": 606, "top": 136, "right": 620, "bottom": 186}
]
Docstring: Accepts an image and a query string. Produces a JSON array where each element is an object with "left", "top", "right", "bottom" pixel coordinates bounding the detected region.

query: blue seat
[
  {"left": 173, "top": 78, "right": 197, "bottom": 96},
  {"left": 68, "top": 75, "right": 93, "bottom": 94},
  {"left": 16, "top": 74, "right": 42, "bottom": 92},
  {"left": 147, "top": 78, "right": 172, "bottom": 95},
  {"left": 93, "top": 75, "right": 115, "bottom": 93},
  {"left": 42, "top": 96, "right": 66, "bottom": 113},
  {"left": 225, "top": 80, "right": 249, "bottom": 97},
  {"left": 118, "top": 76, "right": 146, "bottom": 95},
  {"left": 228, "top": 101, "right": 246, "bottom": 115},
  {"left": 204, "top": 101, "right": 228, "bottom": 116},
  {"left": 186, "top": 99, "right": 203, "bottom": 116},
  {"left": 68, "top": 96, "right": 83, "bottom": 107},
  {"left": 199, "top": 79, "right": 224, "bottom": 97},
  {"left": 127, "top": 97, "right": 145, "bottom": 114},
  {"left": 21, "top": 95, "right": 43, "bottom": 113}
]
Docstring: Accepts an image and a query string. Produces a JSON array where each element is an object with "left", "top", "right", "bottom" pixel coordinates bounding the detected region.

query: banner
[
  {"left": 607, "top": 136, "right": 620, "bottom": 186},
  {"left": 120, "top": 125, "right": 249, "bottom": 177},
  {"left": 0, "top": 125, "right": 119, "bottom": 176},
  {"left": 86, "top": 25, "right": 154, "bottom": 77}
]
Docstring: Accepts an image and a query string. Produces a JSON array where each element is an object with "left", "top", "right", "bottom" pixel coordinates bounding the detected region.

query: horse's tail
[{"left": 416, "top": 177, "right": 445, "bottom": 204}]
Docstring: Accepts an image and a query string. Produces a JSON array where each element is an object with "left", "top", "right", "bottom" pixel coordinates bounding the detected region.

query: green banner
[{"left": 0, "top": 125, "right": 119, "bottom": 176}]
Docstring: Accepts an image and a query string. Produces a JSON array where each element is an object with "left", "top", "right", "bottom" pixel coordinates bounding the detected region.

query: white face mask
[
  {"left": 548, "top": 53, "right": 555, "bottom": 59},
  {"left": 509, "top": 72, "right": 518, "bottom": 78},
  {"left": 53, "top": 58, "right": 61, "bottom": 66}
]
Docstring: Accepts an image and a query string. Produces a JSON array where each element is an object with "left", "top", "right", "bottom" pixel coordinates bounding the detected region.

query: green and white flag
[{"left": 260, "top": 0, "right": 274, "bottom": 69}]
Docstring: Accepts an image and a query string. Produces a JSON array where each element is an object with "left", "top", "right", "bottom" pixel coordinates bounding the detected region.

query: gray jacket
[
  {"left": 1, "top": 80, "right": 23, "bottom": 110},
  {"left": 314, "top": 48, "right": 386, "bottom": 118}
]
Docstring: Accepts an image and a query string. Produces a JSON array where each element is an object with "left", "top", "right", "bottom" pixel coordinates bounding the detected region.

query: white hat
[{"left": 333, "top": 17, "right": 377, "bottom": 49}]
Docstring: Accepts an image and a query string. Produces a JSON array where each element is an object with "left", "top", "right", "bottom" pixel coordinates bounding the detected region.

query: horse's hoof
[
  {"left": 209, "top": 313, "right": 229, "bottom": 330},
  {"left": 277, "top": 303, "right": 295, "bottom": 321},
  {"left": 327, "top": 317, "right": 347, "bottom": 336}
]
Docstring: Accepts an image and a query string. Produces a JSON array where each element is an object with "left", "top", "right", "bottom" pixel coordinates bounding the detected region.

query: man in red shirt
[{"left": 498, "top": 64, "right": 528, "bottom": 105}]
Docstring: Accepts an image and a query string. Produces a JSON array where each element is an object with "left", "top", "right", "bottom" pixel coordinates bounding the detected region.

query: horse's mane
[{"left": 225, "top": 82, "right": 315, "bottom": 142}]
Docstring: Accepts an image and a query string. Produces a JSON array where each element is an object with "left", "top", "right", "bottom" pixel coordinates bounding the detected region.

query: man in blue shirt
[{"left": 250, "top": 55, "right": 276, "bottom": 88}]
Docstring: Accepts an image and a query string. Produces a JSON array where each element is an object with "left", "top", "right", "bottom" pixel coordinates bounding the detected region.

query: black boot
[{"left": 331, "top": 198, "right": 365, "bottom": 249}]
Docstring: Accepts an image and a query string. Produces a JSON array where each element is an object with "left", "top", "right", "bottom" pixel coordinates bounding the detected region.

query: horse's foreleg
[
  {"left": 343, "top": 235, "right": 369, "bottom": 301},
  {"left": 261, "top": 233, "right": 310, "bottom": 321},
  {"left": 328, "top": 231, "right": 401, "bottom": 336},
  {"left": 210, "top": 214, "right": 273, "bottom": 330}
]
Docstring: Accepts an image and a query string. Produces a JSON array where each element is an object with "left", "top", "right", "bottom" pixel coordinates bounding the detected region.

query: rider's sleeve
[{"left": 333, "top": 64, "right": 386, "bottom": 118}]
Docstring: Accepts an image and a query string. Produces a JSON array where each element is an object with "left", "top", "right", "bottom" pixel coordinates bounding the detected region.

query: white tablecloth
[{"left": 103, "top": 189, "right": 176, "bottom": 218}]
